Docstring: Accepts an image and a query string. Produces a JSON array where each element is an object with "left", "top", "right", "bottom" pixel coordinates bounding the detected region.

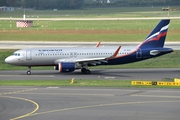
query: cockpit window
[{"left": 13, "top": 53, "right": 20, "bottom": 56}]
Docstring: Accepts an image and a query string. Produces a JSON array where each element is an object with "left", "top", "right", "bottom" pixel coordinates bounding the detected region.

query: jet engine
[{"left": 54, "top": 62, "right": 75, "bottom": 72}]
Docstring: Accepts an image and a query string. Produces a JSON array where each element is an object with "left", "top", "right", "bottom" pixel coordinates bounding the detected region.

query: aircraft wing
[
  {"left": 75, "top": 57, "right": 109, "bottom": 66},
  {"left": 76, "top": 46, "right": 121, "bottom": 63},
  {"left": 54, "top": 46, "right": 121, "bottom": 66}
]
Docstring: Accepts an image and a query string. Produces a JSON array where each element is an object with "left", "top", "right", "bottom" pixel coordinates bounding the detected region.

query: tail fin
[{"left": 138, "top": 19, "right": 170, "bottom": 49}]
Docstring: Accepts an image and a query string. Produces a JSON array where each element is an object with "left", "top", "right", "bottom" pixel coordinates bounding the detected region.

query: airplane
[{"left": 5, "top": 19, "right": 173, "bottom": 75}]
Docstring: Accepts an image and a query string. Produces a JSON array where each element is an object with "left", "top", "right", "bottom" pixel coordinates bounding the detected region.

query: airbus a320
[{"left": 5, "top": 19, "right": 173, "bottom": 75}]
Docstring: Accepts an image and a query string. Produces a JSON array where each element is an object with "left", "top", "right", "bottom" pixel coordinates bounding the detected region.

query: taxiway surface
[
  {"left": 0, "top": 68, "right": 180, "bottom": 80},
  {"left": 1, "top": 86, "right": 180, "bottom": 120}
]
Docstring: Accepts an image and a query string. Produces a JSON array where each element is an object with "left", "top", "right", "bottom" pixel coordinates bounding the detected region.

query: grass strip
[
  {"left": 0, "top": 79, "right": 179, "bottom": 88},
  {"left": 0, "top": 79, "right": 131, "bottom": 87},
  {"left": 0, "top": 19, "right": 179, "bottom": 42}
]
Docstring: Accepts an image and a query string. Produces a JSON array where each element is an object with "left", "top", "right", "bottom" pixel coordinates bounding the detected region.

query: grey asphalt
[
  {"left": 0, "top": 68, "right": 180, "bottom": 80},
  {"left": 0, "top": 86, "right": 180, "bottom": 120}
]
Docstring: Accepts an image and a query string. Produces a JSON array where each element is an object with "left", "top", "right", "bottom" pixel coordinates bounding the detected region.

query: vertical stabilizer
[{"left": 138, "top": 19, "right": 170, "bottom": 48}]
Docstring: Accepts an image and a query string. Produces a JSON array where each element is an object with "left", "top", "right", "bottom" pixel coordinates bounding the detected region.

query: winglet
[
  {"left": 95, "top": 42, "right": 101, "bottom": 48},
  {"left": 112, "top": 46, "right": 121, "bottom": 57},
  {"left": 107, "top": 46, "right": 121, "bottom": 60}
]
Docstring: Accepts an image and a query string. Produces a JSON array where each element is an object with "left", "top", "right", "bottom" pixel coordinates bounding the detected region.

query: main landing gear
[
  {"left": 27, "top": 66, "right": 31, "bottom": 75},
  {"left": 81, "top": 68, "right": 91, "bottom": 74}
]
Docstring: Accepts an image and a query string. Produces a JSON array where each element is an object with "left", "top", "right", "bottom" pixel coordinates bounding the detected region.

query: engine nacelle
[{"left": 54, "top": 62, "right": 75, "bottom": 72}]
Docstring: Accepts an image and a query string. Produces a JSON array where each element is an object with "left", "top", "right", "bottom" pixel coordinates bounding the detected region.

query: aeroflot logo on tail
[{"left": 145, "top": 24, "right": 169, "bottom": 42}]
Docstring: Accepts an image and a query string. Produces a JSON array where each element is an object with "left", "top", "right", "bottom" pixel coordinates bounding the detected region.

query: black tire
[
  {"left": 27, "top": 71, "right": 31, "bottom": 75},
  {"left": 81, "top": 68, "right": 86, "bottom": 73},
  {"left": 85, "top": 69, "right": 91, "bottom": 74}
]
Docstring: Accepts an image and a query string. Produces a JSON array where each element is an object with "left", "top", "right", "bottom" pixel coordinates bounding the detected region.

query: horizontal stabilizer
[{"left": 150, "top": 48, "right": 173, "bottom": 55}]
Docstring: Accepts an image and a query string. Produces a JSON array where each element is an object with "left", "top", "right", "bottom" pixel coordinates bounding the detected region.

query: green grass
[
  {"left": 0, "top": 19, "right": 180, "bottom": 42},
  {"left": 0, "top": 49, "right": 180, "bottom": 70},
  {"left": 0, "top": 79, "right": 179, "bottom": 88},
  {"left": 1, "top": 19, "right": 180, "bottom": 30},
  {"left": 0, "top": 79, "right": 129, "bottom": 87},
  {"left": 0, "top": 7, "right": 180, "bottom": 42}
]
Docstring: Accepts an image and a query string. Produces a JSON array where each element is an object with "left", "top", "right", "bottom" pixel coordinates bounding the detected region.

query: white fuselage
[{"left": 5, "top": 46, "right": 136, "bottom": 66}]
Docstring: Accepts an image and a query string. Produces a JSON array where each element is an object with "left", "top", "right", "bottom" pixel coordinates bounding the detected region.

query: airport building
[{"left": 0, "top": 6, "right": 14, "bottom": 11}]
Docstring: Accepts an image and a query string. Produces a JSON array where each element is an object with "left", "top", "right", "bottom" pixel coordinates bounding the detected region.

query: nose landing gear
[{"left": 27, "top": 66, "right": 31, "bottom": 75}]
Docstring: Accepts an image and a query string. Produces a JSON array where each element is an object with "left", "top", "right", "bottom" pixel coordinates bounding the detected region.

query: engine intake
[{"left": 55, "top": 62, "right": 75, "bottom": 72}]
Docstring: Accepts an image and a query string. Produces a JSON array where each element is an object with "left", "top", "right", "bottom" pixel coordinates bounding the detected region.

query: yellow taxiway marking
[
  {"left": 0, "top": 88, "right": 37, "bottom": 96},
  {"left": 0, "top": 95, "right": 39, "bottom": 120},
  {"left": 26, "top": 100, "right": 180, "bottom": 118},
  {"left": 0, "top": 88, "right": 39, "bottom": 119}
]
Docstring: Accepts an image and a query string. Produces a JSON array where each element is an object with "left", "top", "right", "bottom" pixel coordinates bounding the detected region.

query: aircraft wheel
[
  {"left": 81, "top": 68, "right": 86, "bottom": 73},
  {"left": 81, "top": 68, "right": 91, "bottom": 74},
  {"left": 85, "top": 69, "right": 91, "bottom": 74},
  {"left": 27, "top": 71, "right": 31, "bottom": 75}
]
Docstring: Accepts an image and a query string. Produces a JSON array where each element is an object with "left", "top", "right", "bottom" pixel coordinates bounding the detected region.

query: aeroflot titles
[{"left": 38, "top": 49, "right": 63, "bottom": 52}]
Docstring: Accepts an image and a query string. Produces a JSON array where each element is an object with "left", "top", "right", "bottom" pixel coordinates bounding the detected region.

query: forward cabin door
[{"left": 26, "top": 50, "right": 32, "bottom": 60}]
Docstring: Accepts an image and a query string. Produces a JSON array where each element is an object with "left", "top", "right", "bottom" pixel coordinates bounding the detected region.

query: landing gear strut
[
  {"left": 81, "top": 68, "right": 91, "bottom": 74},
  {"left": 27, "top": 66, "right": 31, "bottom": 75}
]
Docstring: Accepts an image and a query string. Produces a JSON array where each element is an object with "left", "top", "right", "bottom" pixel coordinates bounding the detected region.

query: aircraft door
[
  {"left": 74, "top": 52, "right": 77, "bottom": 58},
  {"left": 136, "top": 48, "right": 142, "bottom": 58},
  {"left": 70, "top": 52, "right": 77, "bottom": 58},
  {"left": 26, "top": 50, "right": 32, "bottom": 60},
  {"left": 70, "top": 52, "right": 73, "bottom": 58}
]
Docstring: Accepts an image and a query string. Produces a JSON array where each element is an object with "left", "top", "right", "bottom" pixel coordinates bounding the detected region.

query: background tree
[
  {"left": 2, "top": 0, "right": 180, "bottom": 9},
  {"left": 6, "top": 0, "right": 17, "bottom": 6},
  {"left": 0, "top": 0, "right": 7, "bottom": 6}
]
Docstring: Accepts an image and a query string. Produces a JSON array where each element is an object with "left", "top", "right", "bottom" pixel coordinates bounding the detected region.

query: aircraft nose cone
[{"left": 5, "top": 57, "right": 12, "bottom": 64}]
